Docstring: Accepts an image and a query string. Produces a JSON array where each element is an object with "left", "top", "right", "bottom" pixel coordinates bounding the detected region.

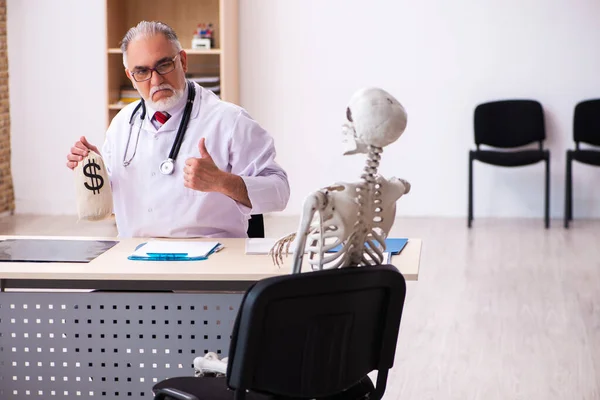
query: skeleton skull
[{"left": 342, "top": 87, "right": 408, "bottom": 155}]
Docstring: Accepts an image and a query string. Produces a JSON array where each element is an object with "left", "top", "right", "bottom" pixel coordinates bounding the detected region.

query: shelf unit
[{"left": 105, "top": 0, "right": 239, "bottom": 126}]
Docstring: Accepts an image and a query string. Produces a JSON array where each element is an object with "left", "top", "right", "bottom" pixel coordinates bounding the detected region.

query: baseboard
[{"left": 0, "top": 210, "right": 14, "bottom": 218}]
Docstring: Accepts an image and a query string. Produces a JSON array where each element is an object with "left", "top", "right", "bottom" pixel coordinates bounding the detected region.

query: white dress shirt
[{"left": 102, "top": 82, "right": 290, "bottom": 238}]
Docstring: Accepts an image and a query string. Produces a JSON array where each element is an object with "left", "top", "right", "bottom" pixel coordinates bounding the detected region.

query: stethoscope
[{"left": 123, "top": 80, "right": 196, "bottom": 175}]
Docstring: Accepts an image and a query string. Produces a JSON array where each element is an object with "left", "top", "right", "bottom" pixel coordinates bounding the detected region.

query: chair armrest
[{"left": 153, "top": 387, "right": 200, "bottom": 400}]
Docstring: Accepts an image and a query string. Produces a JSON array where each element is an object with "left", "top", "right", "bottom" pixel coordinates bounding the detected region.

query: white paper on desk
[
  {"left": 245, "top": 238, "right": 279, "bottom": 255},
  {"left": 363, "top": 251, "right": 392, "bottom": 264},
  {"left": 245, "top": 239, "right": 387, "bottom": 259},
  {"left": 245, "top": 238, "right": 309, "bottom": 255},
  {"left": 131, "top": 240, "right": 222, "bottom": 258}
]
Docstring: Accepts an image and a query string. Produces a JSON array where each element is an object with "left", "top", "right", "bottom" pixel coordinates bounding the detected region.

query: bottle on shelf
[{"left": 191, "top": 22, "right": 213, "bottom": 50}]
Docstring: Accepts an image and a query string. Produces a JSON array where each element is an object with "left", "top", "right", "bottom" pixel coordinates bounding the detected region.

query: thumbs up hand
[
  {"left": 184, "top": 138, "right": 225, "bottom": 192},
  {"left": 197, "top": 137, "right": 212, "bottom": 160}
]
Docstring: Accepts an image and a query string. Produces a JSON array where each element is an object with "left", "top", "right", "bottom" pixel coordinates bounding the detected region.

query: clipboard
[{"left": 127, "top": 240, "right": 223, "bottom": 261}]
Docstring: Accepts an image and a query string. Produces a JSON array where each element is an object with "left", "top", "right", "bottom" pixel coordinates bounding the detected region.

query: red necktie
[{"left": 154, "top": 111, "right": 170, "bottom": 125}]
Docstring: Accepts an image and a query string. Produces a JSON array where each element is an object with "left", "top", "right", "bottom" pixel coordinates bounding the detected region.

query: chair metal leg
[
  {"left": 372, "top": 369, "right": 389, "bottom": 400},
  {"left": 544, "top": 156, "right": 550, "bottom": 229},
  {"left": 564, "top": 152, "right": 572, "bottom": 228},
  {"left": 468, "top": 155, "right": 473, "bottom": 228},
  {"left": 569, "top": 173, "right": 574, "bottom": 221},
  {"left": 569, "top": 159, "right": 574, "bottom": 223},
  {"left": 568, "top": 153, "right": 574, "bottom": 224}
]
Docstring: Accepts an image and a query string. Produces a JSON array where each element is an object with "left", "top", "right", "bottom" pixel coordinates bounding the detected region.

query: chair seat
[
  {"left": 153, "top": 376, "right": 374, "bottom": 400},
  {"left": 570, "top": 149, "right": 600, "bottom": 166},
  {"left": 471, "top": 149, "right": 548, "bottom": 167},
  {"left": 154, "top": 377, "right": 271, "bottom": 400}
]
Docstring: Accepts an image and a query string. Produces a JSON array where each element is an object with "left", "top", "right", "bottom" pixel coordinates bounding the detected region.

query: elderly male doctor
[{"left": 66, "top": 21, "right": 290, "bottom": 238}]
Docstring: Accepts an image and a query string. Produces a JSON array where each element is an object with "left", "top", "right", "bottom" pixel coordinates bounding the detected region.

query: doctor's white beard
[{"left": 142, "top": 83, "right": 185, "bottom": 112}]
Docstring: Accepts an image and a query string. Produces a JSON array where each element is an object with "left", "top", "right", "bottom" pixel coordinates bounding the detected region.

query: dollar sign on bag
[{"left": 83, "top": 158, "right": 104, "bottom": 195}]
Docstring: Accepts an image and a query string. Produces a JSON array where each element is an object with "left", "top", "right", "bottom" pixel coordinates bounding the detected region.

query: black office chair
[
  {"left": 152, "top": 264, "right": 407, "bottom": 400},
  {"left": 247, "top": 214, "right": 265, "bottom": 238},
  {"left": 564, "top": 99, "right": 600, "bottom": 228},
  {"left": 468, "top": 100, "right": 550, "bottom": 228}
]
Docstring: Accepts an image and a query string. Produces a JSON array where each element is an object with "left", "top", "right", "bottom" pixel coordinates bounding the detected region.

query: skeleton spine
[
  {"left": 361, "top": 145, "right": 383, "bottom": 183},
  {"left": 347, "top": 146, "right": 383, "bottom": 265}
]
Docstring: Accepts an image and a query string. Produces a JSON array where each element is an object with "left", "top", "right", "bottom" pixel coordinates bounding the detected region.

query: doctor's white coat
[{"left": 102, "top": 83, "right": 290, "bottom": 238}]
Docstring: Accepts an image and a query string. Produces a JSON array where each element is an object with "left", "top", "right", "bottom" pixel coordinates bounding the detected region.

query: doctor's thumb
[{"left": 198, "top": 138, "right": 211, "bottom": 158}]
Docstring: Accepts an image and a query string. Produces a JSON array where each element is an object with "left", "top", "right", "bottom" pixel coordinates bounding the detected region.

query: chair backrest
[
  {"left": 246, "top": 214, "right": 265, "bottom": 238},
  {"left": 474, "top": 100, "right": 545, "bottom": 148},
  {"left": 225, "top": 265, "right": 407, "bottom": 400},
  {"left": 574, "top": 99, "right": 600, "bottom": 147}
]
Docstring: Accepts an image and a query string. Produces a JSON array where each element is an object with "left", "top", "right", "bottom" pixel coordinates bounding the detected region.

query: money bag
[{"left": 74, "top": 150, "right": 113, "bottom": 221}]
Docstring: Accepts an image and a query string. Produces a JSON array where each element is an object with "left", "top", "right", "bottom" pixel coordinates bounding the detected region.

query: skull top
[{"left": 341, "top": 87, "right": 408, "bottom": 155}]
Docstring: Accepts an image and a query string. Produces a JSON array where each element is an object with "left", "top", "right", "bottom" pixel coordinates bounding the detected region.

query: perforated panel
[{"left": 0, "top": 292, "right": 243, "bottom": 399}]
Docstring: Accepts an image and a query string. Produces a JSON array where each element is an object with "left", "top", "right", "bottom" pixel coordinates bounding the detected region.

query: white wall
[
  {"left": 7, "top": 0, "right": 107, "bottom": 214},
  {"left": 239, "top": 0, "right": 600, "bottom": 219},
  {"left": 7, "top": 0, "right": 600, "bottom": 219}
]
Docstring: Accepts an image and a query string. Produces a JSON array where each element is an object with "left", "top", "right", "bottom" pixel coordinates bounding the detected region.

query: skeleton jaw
[{"left": 341, "top": 123, "right": 368, "bottom": 155}]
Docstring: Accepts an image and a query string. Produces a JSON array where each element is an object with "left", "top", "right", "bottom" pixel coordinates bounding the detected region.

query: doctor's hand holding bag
[{"left": 65, "top": 20, "right": 289, "bottom": 238}]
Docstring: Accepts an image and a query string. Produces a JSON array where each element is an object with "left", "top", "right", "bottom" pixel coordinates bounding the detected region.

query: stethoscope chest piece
[{"left": 160, "top": 158, "right": 175, "bottom": 175}]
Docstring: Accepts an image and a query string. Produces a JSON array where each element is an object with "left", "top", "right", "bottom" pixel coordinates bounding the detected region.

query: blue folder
[
  {"left": 326, "top": 238, "right": 408, "bottom": 255},
  {"left": 127, "top": 242, "right": 222, "bottom": 261}
]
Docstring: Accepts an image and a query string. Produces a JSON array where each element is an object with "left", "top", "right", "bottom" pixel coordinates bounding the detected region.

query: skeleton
[
  {"left": 193, "top": 352, "right": 227, "bottom": 377},
  {"left": 192, "top": 87, "right": 410, "bottom": 376},
  {"left": 271, "top": 87, "right": 411, "bottom": 273}
]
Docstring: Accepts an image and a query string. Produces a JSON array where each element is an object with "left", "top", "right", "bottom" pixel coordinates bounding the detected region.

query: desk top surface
[{"left": 0, "top": 236, "right": 421, "bottom": 282}]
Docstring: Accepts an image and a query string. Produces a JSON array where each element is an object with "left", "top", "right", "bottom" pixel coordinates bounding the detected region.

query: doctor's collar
[{"left": 143, "top": 82, "right": 190, "bottom": 120}]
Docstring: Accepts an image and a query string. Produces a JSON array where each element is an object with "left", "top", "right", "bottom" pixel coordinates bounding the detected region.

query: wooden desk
[
  {"left": 0, "top": 236, "right": 421, "bottom": 399},
  {"left": 0, "top": 236, "right": 422, "bottom": 291}
]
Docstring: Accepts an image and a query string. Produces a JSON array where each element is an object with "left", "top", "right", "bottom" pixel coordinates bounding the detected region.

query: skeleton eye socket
[{"left": 346, "top": 107, "right": 353, "bottom": 122}]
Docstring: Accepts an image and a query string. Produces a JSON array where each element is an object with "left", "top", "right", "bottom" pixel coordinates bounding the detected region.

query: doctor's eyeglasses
[{"left": 130, "top": 54, "right": 180, "bottom": 82}]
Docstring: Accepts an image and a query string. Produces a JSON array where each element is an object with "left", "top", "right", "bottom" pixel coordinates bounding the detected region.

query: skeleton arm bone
[{"left": 292, "top": 191, "right": 328, "bottom": 274}]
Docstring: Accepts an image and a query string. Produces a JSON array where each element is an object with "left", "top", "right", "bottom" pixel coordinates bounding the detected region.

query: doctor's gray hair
[{"left": 120, "top": 21, "right": 182, "bottom": 68}]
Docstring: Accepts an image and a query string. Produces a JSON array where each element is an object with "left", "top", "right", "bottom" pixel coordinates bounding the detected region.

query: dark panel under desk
[{"left": 0, "top": 292, "right": 243, "bottom": 399}]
